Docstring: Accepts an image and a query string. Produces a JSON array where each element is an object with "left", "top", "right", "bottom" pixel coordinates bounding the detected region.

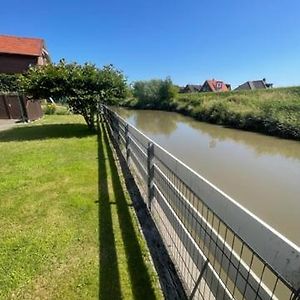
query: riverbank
[{"left": 123, "top": 86, "right": 300, "bottom": 140}]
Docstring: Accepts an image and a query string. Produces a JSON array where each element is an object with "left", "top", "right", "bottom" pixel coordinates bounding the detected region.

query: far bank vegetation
[{"left": 124, "top": 80, "right": 300, "bottom": 140}]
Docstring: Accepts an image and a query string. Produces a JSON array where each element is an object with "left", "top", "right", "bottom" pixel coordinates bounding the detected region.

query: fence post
[
  {"left": 99, "top": 105, "right": 102, "bottom": 123},
  {"left": 109, "top": 110, "right": 113, "bottom": 126},
  {"left": 292, "top": 289, "right": 300, "bottom": 300},
  {"left": 189, "top": 259, "right": 209, "bottom": 300},
  {"left": 2, "top": 95, "right": 11, "bottom": 119},
  {"left": 18, "top": 95, "right": 28, "bottom": 122},
  {"left": 116, "top": 116, "right": 120, "bottom": 143},
  {"left": 147, "top": 142, "right": 154, "bottom": 210},
  {"left": 106, "top": 107, "right": 110, "bottom": 124},
  {"left": 125, "top": 124, "right": 130, "bottom": 163}
]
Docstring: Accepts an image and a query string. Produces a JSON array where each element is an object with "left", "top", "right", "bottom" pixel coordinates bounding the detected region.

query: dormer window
[{"left": 216, "top": 81, "right": 222, "bottom": 90}]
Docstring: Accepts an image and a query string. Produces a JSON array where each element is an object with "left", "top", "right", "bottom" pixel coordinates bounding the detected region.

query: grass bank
[
  {"left": 0, "top": 115, "right": 162, "bottom": 299},
  {"left": 124, "top": 86, "right": 300, "bottom": 140}
]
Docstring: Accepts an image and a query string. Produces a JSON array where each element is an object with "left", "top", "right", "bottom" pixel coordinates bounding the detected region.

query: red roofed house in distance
[{"left": 200, "top": 79, "right": 231, "bottom": 92}]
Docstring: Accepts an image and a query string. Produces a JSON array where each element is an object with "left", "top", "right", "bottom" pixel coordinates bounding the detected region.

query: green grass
[
  {"left": 125, "top": 86, "right": 300, "bottom": 140},
  {"left": 0, "top": 115, "right": 162, "bottom": 299}
]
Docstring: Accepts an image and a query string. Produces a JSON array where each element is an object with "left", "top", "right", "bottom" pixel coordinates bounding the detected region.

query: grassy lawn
[{"left": 0, "top": 115, "right": 162, "bottom": 299}]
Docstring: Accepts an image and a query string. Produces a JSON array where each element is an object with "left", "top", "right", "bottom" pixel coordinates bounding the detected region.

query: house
[
  {"left": 0, "top": 34, "right": 50, "bottom": 74},
  {"left": 179, "top": 84, "right": 202, "bottom": 93},
  {"left": 200, "top": 79, "right": 231, "bottom": 92},
  {"left": 235, "top": 79, "right": 273, "bottom": 91}
]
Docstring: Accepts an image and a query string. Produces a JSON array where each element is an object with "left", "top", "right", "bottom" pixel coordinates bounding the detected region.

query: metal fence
[{"left": 102, "top": 106, "right": 300, "bottom": 300}]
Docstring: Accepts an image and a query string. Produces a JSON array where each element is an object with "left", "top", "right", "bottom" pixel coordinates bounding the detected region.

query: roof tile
[
  {"left": 206, "top": 79, "right": 229, "bottom": 92},
  {"left": 0, "top": 34, "right": 44, "bottom": 56}
]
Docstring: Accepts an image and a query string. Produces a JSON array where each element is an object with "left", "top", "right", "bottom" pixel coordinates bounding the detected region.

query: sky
[{"left": 1, "top": 0, "right": 300, "bottom": 88}]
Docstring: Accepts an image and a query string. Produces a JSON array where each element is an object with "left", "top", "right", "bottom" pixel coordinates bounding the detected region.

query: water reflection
[
  {"left": 185, "top": 119, "right": 300, "bottom": 160},
  {"left": 115, "top": 108, "right": 300, "bottom": 160},
  {"left": 114, "top": 107, "right": 300, "bottom": 244},
  {"left": 115, "top": 108, "right": 179, "bottom": 136}
]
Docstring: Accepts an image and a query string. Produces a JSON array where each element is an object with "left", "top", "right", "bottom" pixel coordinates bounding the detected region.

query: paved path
[{"left": 0, "top": 119, "right": 19, "bottom": 132}]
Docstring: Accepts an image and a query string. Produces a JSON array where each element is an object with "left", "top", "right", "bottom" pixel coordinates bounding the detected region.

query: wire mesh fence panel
[{"left": 102, "top": 106, "right": 300, "bottom": 300}]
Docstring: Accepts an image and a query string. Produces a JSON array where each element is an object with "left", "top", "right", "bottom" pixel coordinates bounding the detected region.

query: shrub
[
  {"left": 42, "top": 103, "right": 71, "bottom": 115},
  {"left": 43, "top": 103, "right": 57, "bottom": 115}
]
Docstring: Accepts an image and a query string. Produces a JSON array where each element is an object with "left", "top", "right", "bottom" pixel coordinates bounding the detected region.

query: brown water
[{"left": 114, "top": 108, "right": 300, "bottom": 245}]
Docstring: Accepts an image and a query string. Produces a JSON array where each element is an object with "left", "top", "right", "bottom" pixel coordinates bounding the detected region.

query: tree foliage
[
  {"left": 19, "top": 60, "right": 127, "bottom": 130},
  {"left": 0, "top": 74, "right": 20, "bottom": 93},
  {"left": 132, "top": 78, "right": 177, "bottom": 109}
]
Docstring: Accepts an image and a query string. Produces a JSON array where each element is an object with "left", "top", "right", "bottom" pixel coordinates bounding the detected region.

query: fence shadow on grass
[
  {"left": 104, "top": 118, "right": 187, "bottom": 300},
  {"left": 0, "top": 123, "right": 94, "bottom": 142},
  {"left": 98, "top": 118, "right": 158, "bottom": 299},
  {"left": 97, "top": 119, "right": 122, "bottom": 299}
]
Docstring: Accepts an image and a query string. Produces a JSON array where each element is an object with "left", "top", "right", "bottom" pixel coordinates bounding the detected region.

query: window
[{"left": 216, "top": 81, "right": 222, "bottom": 90}]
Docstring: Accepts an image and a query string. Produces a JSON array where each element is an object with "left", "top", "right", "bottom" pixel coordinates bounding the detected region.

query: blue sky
[{"left": 1, "top": 0, "right": 300, "bottom": 88}]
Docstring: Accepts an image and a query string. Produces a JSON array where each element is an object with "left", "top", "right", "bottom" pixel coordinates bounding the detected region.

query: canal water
[{"left": 114, "top": 108, "right": 300, "bottom": 246}]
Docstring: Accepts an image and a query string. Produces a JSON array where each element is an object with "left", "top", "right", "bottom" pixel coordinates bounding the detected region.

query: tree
[
  {"left": 132, "top": 77, "right": 177, "bottom": 109},
  {"left": 19, "top": 60, "right": 127, "bottom": 130}
]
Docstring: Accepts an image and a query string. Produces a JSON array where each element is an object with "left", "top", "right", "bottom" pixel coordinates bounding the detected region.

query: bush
[
  {"left": 43, "top": 103, "right": 57, "bottom": 115},
  {"left": 42, "top": 103, "right": 71, "bottom": 115}
]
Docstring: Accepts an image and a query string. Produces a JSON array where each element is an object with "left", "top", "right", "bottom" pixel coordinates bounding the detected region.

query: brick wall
[{"left": 0, "top": 54, "right": 38, "bottom": 74}]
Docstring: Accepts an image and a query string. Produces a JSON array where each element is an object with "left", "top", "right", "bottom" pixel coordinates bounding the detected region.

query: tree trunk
[{"left": 83, "top": 113, "right": 95, "bottom": 131}]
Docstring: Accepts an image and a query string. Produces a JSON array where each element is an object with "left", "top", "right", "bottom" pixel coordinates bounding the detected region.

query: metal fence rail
[{"left": 102, "top": 106, "right": 300, "bottom": 300}]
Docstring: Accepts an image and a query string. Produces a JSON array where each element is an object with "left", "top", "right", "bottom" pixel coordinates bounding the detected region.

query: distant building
[
  {"left": 0, "top": 34, "right": 50, "bottom": 74},
  {"left": 200, "top": 79, "right": 231, "bottom": 92},
  {"left": 235, "top": 79, "right": 273, "bottom": 91},
  {"left": 179, "top": 84, "right": 202, "bottom": 93}
]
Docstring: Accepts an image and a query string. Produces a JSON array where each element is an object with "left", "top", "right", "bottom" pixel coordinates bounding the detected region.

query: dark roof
[
  {"left": 180, "top": 84, "right": 202, "bottom": 93},
  {"left": 187, "top": 84, "right": 202, "bottom": 90},
  {"left": 251, "top": 80, "right": 266, "bottom": 89},
  {"left": 0, "top": 34, "right": 45, "bottom": 56},
  {"left": 235, "top": 79, "right": 273, "bottom": 91}
]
